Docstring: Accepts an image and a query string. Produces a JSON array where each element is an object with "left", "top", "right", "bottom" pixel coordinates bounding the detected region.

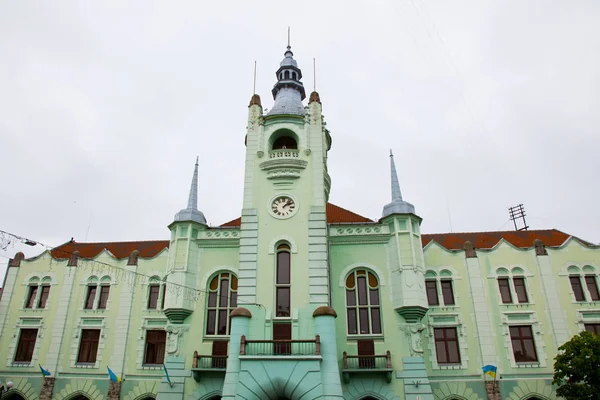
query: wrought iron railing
[
  {"left": 342, "top": 350, "right": 392, "bottom": 370},
  {"left": 269, "top": 149, "right": 299, "bottom": 159},
  {"left": 240, "top": 335, "right": 320, "bottom": 356},
  {"left": 192, "top": 351, "right": 228, "bottom": 369}
]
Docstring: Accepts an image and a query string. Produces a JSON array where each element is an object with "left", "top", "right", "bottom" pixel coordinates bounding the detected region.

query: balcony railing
[
  {"left": 342, "top": 350, "right": 393, "bottom": 383},
  {"left": 191, "top": 351, "right": 227, "bottom": 382},
  {"left": 240, "top": 335, "right": 320, "bottom": 356},
  {"left": 269, "top": 149, "right": 300, "bottom": 159}
]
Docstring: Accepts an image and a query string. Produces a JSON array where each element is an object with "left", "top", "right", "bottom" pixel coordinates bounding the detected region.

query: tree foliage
[{"left": 553, "top": 331, "right": 600, "bottom": 400}]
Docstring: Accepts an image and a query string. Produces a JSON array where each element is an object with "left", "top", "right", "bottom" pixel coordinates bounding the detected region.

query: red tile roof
[
  {"left": 220, "top": 202, "right": 373, "bottom": 227},
  {"left": 47, "top": 205, "right": 589, "bottom": 261},
  {"left": 421, "top": 229, "right": 587, "bottom": 250},
  {"left": 50, "top": 240, "right": 169, "bottom": 260}
]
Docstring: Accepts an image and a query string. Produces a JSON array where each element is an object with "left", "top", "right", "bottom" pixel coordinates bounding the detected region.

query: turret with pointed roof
[
  {"left": 382, "top": 150, "right": 416, "bottom": 218},
  {"left": 173, "top": 157, "right": 206, "bottom": 225},
  {"left": 268, "top": 40, "right": 306, "bottom": 116}
]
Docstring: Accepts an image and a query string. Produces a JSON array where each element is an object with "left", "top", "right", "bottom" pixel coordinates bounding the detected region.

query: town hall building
[{"left": 0, "top": 44, "right": 599, "bottom": 400}]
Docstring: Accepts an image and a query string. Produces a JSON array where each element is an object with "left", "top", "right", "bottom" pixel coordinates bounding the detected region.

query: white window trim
[
  {"left": 21, "top": 275, "right": 56, "bottom": 311},
  {"left": 563, "top": 265, "right": 600, "bottom": 304},
  {"left": 425, "top": 267, "right": 460, "bottom": 308},
  {"left": 426, "top": 312, "right": 468, "bottom": 370},
  {"left": 576, "top": 309, "right": 600, "bottom": 333},
  {"left": 70, "top": 318, "right": 107, "bottom": 368},
  {"left": 136, "top": 318, "right": 168, "bottom": 370},
  {"left": 203, "top": 271, "right": 238, "bottom": 337},
  {"left": 491, "top": 268, "right": 535, "bottom": 306},
  {"left": 6, "top": 318, "right": 45, "bottom": 367},
  {"left": 343, "top": 269, "right": 384, "bottom": 336},
  {"left": 500, "top": 311, "right": 547, "bottom": 368},
  {"left": 81, "top": 275, "right": 112, "bottom": 311}
]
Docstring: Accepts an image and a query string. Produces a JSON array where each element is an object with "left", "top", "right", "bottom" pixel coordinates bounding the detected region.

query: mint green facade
[{"left": 0, "top": 45, "right": 599, "bottom": 400}]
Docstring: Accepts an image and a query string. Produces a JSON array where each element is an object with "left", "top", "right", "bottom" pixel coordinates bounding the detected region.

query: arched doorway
[
  {"left": 70, "top": 396, "right": 91, "bottom": 400},
  {"left": 4, "top": 394, "right": 26, "bottom": 400}
]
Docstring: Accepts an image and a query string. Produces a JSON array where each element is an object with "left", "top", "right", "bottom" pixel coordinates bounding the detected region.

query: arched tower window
[
  {"left": 206, "top": 272, "right": 238, "bottom": 335},
  {"left": 284, "top": 70, "right": 290, "bottom": 79},
  {"left": 276, "top": 244, "right": 291, "bottom": 317},
  {"left": 272, "top": 136, "right": 297, "bottom": 150},
  {"left": 345, "top": 270, "right": 382, "bottom": 335}
]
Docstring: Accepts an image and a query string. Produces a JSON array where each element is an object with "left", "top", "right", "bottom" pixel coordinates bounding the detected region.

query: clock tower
[{"left": 237, "top": 43, "right": 332, "bottom": 313}]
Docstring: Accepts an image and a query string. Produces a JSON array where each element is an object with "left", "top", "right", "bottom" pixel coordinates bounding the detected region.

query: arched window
[
  {"left": 206, "top": 272, "right": 238, "bottom": 335},
  {"left": 568, "top": 265, "right": 600, "bottom": 302},
  {"left": 272, "top": 136, "right": 297, "bottom": 150},
  {"left": 276, "top": 244, "right": 291, "bottom": 317},
  {"left": 345, "top": 270, "right": 381, "bottom": 335},
  {"left": 495, "top": 267, "right": 529, "bottom": 304},
  {"left": 284, "top": 70, "right": 290, "bottom": 79},
  {"left": 425, "top": 270, "right": 455, "bottom": 306},
  {"left": 24, "top": 277, "right": 39, "bottom": 309},
  {"left": 147, "top": 276, "right": 167, "bottom": 310}
]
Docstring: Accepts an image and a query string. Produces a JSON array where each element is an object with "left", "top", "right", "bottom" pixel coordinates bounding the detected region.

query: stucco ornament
[
  {"left": 400, "top": 323, "right": 426, "bottom": 356},
  {"left": 166, "top": 325, "right": 189, "bottom": 355}
]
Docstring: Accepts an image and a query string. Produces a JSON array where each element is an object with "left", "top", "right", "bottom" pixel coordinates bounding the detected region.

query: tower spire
[
  {"left": 267, "top": 31, "right": 306, "bottom": 116},
  {"left": 390, "top": 150, "right": 403, "bottom": 201},
  {"left": 382, "top": 149, "right": 416, "bottom": 217},
  {"left": 173, "top": 157, "right": 207, "bottom": 225}
]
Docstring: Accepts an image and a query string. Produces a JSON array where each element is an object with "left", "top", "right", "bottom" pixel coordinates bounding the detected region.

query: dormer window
[{"left": 272, "top": 136, "right": 297, "bottom": 150}]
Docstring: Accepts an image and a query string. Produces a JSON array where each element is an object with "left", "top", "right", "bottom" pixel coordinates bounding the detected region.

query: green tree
[{"left": 553, "top": 331, "right": 600, "bottom": 400}]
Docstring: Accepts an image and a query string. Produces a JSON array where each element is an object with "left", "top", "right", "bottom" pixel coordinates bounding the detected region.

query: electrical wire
[{"left": 0, "top": 228, "right": 260, "bottom": 307}]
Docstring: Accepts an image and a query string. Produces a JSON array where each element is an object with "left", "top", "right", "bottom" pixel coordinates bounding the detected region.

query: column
[
  {"left": 221, "top": 307, "right": 252, "bottom": 399},
  {"left": 313, "top": 306, "right": 343, "bottom": 399}
]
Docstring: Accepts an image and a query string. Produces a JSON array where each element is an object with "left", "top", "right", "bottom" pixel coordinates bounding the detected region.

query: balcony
[
  {"left": 341, "top": 350, "right": 393, "bottom": 383},
  {"left": 269, "top": 149, "right": 300, "bottom": 159},
  {"left": 259, "top": 150, "right": 307, "bottom": 181},
  {"left": 240, "top": 335, "right": 321, "bottom": 357},
  {"left": 191, "top": 351, "right": 227, "bottom": 382}
]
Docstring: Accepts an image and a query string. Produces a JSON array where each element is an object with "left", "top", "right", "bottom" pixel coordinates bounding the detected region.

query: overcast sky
[{"left": 1, "top": 1, "right": 599, "bottom": 280}]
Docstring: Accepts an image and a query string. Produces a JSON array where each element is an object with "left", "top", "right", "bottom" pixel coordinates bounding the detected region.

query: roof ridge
[{"left": 422, "top": 228, "right": 557, "bottom": 236}]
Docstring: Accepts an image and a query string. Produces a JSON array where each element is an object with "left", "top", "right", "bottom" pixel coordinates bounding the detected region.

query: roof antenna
[
  {"left": 253, "top": 60, "right": 257, "bottom": 95},
  {"left": 313, "top": 57, "right": 316, "bottom": 92}
]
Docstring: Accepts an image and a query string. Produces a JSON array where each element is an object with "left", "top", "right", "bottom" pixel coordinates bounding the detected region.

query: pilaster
[
  {"left": 46, "top": 261, "right": 77, "bottom": 373},
  {"left": 109, "top": 262, "right": 136, "bottom": 378},
  {"left": 308, "top": 206, "right": 329, "bottom": 304},
  {"left": 0, "top": 256, "right": 21, "bottom": 346},
  {"left": 534, "top": 240, "right": 570, "bottom": 347},
  {"left": 463, "top": 242, "right": 498, "bottom": 367},
  {"left": 221, "top": 307, "right": 252, "bottom": 399},
  {"left": 313, "top": 306, "right": 343, "bottom": 399},
  {"left": 396, "top": 357, "right": 435, "bottom": 400},
  {"left": 237, "top": 210, "right": 259, "bottom": 305}
]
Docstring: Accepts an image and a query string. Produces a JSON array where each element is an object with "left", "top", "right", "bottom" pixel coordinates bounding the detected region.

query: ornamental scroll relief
[
  {"left": 166, "top": 325, "right": 190, "bottom": 356},
  {"left": 400, "top": 323, "right": 426, "bottom": 357}
]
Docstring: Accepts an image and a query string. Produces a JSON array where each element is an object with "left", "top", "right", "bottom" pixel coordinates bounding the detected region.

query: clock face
[{"left": 271, "top": 196, "right": 297, "bottom": 218}]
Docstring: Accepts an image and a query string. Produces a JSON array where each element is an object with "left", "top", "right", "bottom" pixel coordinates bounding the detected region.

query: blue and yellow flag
[
  {"left": 107, "top": 366, "right": 122, "bottom": 382},
  {"left": 482, "top": 365, "right": 497, "bottom": 379},
  {"left": 39, "top": 364, "right": 51, "bottom": 376},
  {"left": 163, "top": 363, "right": 173, "bottom": 386}
]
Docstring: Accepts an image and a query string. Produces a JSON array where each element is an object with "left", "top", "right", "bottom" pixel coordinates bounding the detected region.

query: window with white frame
[
  {"left": 427, "top": 314, "right": 468, "bottom": 369},
  {"left": 509, "top": 325, "right": 538, "bottom": 362},
  {"left": 24, "top": 277, "right": 52, "bottom": 310},
  {"left": 425, "top": 270, "right": 455, "bottom": 307},
  {"left": 345, "top": 269, "right": 382, "bottom": 335},
  {"left": 147, "top": 276, "right": 167, "bottom": 310},
  {"left": 205, "top": 272, "right": 238, "bottom": 335},
  {"left": 568, "top": 265, "right": 600, "bottom": 302},
  {"left": 83, "top": 276, "right": 111, "bottom": 310},
  {"left": 496, "top": 267, "right": 529, "bottom": 304}
]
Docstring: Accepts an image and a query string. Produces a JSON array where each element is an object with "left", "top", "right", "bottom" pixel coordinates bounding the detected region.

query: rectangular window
[
  {"left": 509, "top": 325, "right": 538, "bottom": 362},
  {"left": 144, "top": 330, "right": 166, "bottom": 364},
  {"left": 97, "top": 286, "right": 110, "bottom": 309},
  {"left": 426, "top": 280, "right": 439, "bottom": 306},
  {"left": 77, "top": 329, "right": 100, "bottom": 363},
  {"left": 14, "top": 329, "right": 38, "bottom": 362},
  {"left": 570, "top": 276, "right": 586, "bottom": 302},
  {"left": 25, "top": 286, "right": 38, "bottom": 309},
  {"left": 37, "top": 286, "right": 50, "bottom": 309},
  {"left": 513, "top": 277, "right": 529, "bottom": 303},
  {"left": 498, "top": 278, "right": 513, "bottom": 304},
  {"left": 434, "top": 327, "right": 460, "bottom": 364},
  {"left": 584, "top": 323, "right": 600, "bottom": 335},
  {"left": 441, "top": 280, "right": 455, "bottom": 305},
  {"left": 276, "top": 287, "right": 290, "bottom": 317},
  {"left": 585, "top": 276, "right": 600, "bottom": 301},
  {"left": 84, "top": 286, "right": 97, "bottom": 309},
  {"left": 148, "top": 285, "right": 160, "bottom": 309}
]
